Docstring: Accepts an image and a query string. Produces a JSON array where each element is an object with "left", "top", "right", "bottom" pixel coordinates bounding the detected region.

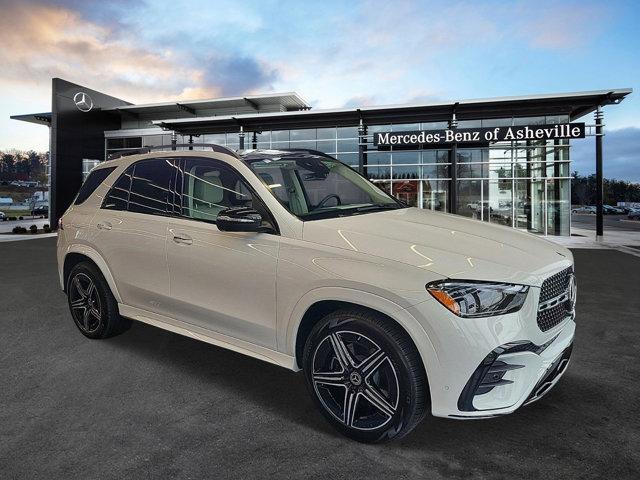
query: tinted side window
[
  {"left": 102, "top": 166, "right": 133, "bottom": 211},
  {"left": 75, "top": 167, "right": 116, "bottom": 205},
  {"left": 128, "top": 159, "right": 176, "bottom": 216},
  {"left": 180, "top": 158, "right": 275, "bottom": 231}
]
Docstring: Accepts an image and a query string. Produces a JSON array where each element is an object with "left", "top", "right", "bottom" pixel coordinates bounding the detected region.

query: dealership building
[{"left": 11, "top": 79, "right": 631, "bottom": 235}]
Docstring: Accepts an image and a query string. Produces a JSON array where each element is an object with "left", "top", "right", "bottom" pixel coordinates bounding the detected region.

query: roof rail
[{"left": 106, "top": 143, "right": 239, "bottom": 160}]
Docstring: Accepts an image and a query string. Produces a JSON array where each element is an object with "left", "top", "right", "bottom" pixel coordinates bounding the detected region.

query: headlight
[{"left": 426, "top": 280, "right": 529, "bottom": 318}]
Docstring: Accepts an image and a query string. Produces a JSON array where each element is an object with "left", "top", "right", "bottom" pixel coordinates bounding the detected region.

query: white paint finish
[
  {"left": 165, "top": 216, "right": 279, "bottom": 349},
  {"left": 57, "top": 150, "right": 577, "bottom": 419},
  {"left": 90, "top": 210, "right": 170, "bottom": 313}
]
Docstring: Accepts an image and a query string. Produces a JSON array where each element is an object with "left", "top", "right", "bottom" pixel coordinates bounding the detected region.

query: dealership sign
[{"left": 373, "top": 123, "right": 585, "bottom": 147}]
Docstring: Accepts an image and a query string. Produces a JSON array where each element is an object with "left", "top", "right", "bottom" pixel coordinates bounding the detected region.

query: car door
[
  {"left": 93, "top": 158, "right": 176, "bottom": 314},
  {"left": 165, "top": 156, "right": 280, "bottom": 349}
]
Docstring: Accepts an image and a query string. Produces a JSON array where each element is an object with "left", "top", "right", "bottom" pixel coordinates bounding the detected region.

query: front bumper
[{"left": 405, "top": 284, "right": 575, "bottom": 419}]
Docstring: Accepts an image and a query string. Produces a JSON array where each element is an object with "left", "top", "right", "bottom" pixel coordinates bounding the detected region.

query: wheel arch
[
  {"left": 287, "top": 288, "right": 439, "bottom": 382},
  {"left": 62, "top": 246, "right": 122, "bottom": 303}
]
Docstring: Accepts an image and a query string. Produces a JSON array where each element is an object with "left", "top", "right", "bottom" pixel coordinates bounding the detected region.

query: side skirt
[{"left": 118, "top": 304, "right": 296, "bottom": 370}]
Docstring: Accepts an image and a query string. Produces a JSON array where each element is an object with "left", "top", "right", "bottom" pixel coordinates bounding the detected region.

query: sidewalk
[{"left": 547, "top": 226, "right": 640, "bottom": 256}]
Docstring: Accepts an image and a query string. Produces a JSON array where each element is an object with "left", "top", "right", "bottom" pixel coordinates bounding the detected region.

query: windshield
[{"left": 244, "top": 152, "right": 405, "bottom": 220}]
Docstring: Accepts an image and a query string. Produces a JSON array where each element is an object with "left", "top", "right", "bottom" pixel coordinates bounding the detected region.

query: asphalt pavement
[{"left": 0, "top": 237, "right": 638, "bottom": 479}]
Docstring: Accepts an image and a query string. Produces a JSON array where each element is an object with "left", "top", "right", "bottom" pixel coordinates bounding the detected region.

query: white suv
[{"left": 57, "top": 146, "right": 576, "bottom": 442}]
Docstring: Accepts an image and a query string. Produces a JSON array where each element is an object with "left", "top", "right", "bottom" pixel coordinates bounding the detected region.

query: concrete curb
[{"left": 0, "top": 233, "right": 57, "bottom": 243}]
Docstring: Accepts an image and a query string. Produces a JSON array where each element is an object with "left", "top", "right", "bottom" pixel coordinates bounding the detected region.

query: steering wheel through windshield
[{"left": 313, "top": 194, "right": 342, "bottom": 210}]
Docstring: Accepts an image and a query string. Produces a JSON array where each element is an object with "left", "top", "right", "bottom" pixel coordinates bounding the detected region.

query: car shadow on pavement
[{"left": 106, "top": 320, "right": 329, "bottom": 431}]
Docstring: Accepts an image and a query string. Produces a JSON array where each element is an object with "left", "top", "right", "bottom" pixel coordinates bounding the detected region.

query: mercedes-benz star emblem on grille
[{"left": 73, "top": 92, "right": 94, "bottom": 112}]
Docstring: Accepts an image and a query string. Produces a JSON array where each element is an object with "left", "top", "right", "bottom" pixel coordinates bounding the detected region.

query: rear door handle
[
  {"left": 173, "top": 234, "right": 193, "bottom": 245},
  {"left": 96, "top": 221, "right": 112, "bottom": 230}
]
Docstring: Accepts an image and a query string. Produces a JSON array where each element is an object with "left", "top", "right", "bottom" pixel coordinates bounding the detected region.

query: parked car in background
[
  {"left": 571, "top": 206, "right": 596, "bottom": 214},
  {"left": 628, "top": 209, "right": 640, "bottom": 221},
  {"left": 31, "top": 205, "right": 49, "bottom": 216},
  {"left": 603, "top": 205, "right": 623, "bottom": 214},
  {"left": 0, "top": 211, "right": 5, "bottom": 221}
]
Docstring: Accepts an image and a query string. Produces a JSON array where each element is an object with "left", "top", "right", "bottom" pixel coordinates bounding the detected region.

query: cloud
[
  {"left": 198, "top": 56, "right": 278, "bottom": 97},
  {"left": 518, "top": 3, "right": 609, "bottom": 50},
  {"left": 0, "top": 0, "right": 278, "bottom": 104},
  {"left": 571, "top": 127, "right": 640, "bottom": 183}
]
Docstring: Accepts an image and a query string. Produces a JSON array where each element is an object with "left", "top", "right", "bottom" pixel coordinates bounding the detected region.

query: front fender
[{"left": 282, "top": 286, "right": 441, "bottom": 379}]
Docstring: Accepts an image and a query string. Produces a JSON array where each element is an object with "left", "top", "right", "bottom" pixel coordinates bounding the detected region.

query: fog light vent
[{"left": 476, "top": 360, "right": 525, "bottom": 395}]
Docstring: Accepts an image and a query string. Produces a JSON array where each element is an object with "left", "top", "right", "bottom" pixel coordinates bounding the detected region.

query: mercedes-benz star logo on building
[{"left": 73, "top": 92, "right": 93, "bottom": 112}]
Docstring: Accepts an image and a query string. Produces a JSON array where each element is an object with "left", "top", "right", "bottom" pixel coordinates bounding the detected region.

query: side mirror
[{"left": 216, "top": 207, "right": 263, "bottom": 232}]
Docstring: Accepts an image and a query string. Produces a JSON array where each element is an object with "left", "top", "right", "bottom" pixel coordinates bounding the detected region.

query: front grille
[{"left": 537, "top": 267, "right": 574, "bottom": 332}]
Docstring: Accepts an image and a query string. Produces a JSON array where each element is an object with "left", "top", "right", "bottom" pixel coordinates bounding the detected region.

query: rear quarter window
[{"left": 74, "top": 167, "right": 116, "bottom": 205}]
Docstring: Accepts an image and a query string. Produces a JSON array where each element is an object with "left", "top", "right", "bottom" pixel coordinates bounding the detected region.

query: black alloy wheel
[
  {"left": 303, "top": 308, "right": 428, "bottom": 443},
  {"left": 66, "top": 262, "right": 131, "bottom": 339}
]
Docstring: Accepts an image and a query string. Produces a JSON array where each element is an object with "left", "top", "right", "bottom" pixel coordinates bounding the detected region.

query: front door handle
[
  {"left": 173, "top": 234, "right": 193, "bottom": 245},
  {"left": 96, "top": 221, "right": 112, "bottom": 230}
]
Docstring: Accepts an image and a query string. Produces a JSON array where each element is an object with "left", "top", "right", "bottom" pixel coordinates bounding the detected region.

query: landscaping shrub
[
  {"left": 9, "top": 216, "right": 17, "bottom": 221},
  {"left": 18, "top": 216, "right": 23, "bottom": 220},
  {"left": 43, "top": 224, "right": 51, "bottom": 233},
  {"left": 12, "top": 226, "right": 27, "bottom": 234},
  {"left": 29, "top": 224, "right": 38, "bottom": 234}
]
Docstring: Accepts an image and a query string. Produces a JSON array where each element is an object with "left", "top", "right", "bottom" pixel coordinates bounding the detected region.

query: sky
[{"left": 0, "top": 0, "right": 638, "bottom": 181}]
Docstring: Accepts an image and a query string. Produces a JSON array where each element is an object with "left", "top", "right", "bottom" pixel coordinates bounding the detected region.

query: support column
[
  {"left": 188, "top": 135, "right": 193, "bottom": 151},
  {"left": 358, "top": 120, "right": 367, "bottom": 175},
  {"left": 171, "top": 131, "right": 177, "bottom": 151},
  {"left": 252, "top": 131, "right": 258, "bottom": 149},
  {"left": 449, "top": 112, "right": 458, "bottom": 214},
  {"left": 238, "top": 126, "right": 245, "bottom": 150},
  {"left": 595, "top": 106, "right": 604, "bottom": 240}
]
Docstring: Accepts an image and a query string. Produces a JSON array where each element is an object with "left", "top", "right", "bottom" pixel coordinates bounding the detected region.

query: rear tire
[
  {"left": 66, "top": 261, "right": 131, "bottom": 339},
  {"left": 302, "top": 308, "right": 428, "bottom": 443}
]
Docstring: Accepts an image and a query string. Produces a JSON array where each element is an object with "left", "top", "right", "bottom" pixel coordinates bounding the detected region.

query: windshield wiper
[{"left": 354, "top": 204, "right": 404, "bottom": 213}]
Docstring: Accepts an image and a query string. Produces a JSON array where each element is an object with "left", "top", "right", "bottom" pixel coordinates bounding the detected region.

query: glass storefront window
[
  {"left": 316, "top": 140, "right": 336, "bottom": 154},
  {"left": 291, "top": 140, "right": 317, "bottom": 150},
  {"left": 546, "top": 178, "right": 570, "bottom": 236},
  {"left": 272, "top": 130, "right": 289, "bottom": 142},
  {"left": 367, "top": 165, "right": 391, "bottom": 180},
  {"left": 392, "top": 165, "right": 420, "bottom": 179},
  {"left": 367, "top": 124, "right": 391, "bottom": 134},
  {"left": 290, "top": 129, "right": 316, "bottom": 141},
  {"left": 422, "top": 164, "right": 450, "bottom": 179},
  {"left": 457, "top": 180, "right": 482, "bottom": 219},
  {"left": 421, "top": 150, "right": 450, "bottom": 163},
  {"left": 317, "top": 127, "right": 336, "bottom": 140},
  {"left": 367, "top": 152, "right": 391, "bottom": 165},
  {"left": 482, "top": 118, "right": 513, "bottom": 128},
  {"left": 392, "top": 151, "right": 420, "bottom": 164},
  {"left": 337, "top": 139, "right": 359, "bottom": 152},
  {"left": 421, "top": 121, "right": 448, "bottom": 130},
  {"left": 457, "top": 119, "right": 482, "bottom": 128},
  {"left": 337, "top": 126, "right": 358, "bottom": 138},
  {"left": 421, "top": 180, "right": 448, "bottom": 211},
  {"left": 486, "top": 180, "right": 513, "bottom": 226},
  {"left": 336, "top": 153, "right": 358, "bottom": 166},
  {"left": 392, "top": 180, "right": 419, "bottom": 206},
  {"left": 207, "top": 133, "right": 229, "bottom": 146},
  {"left": 392, "top": 123, "right": 420, "bottom": 131}
]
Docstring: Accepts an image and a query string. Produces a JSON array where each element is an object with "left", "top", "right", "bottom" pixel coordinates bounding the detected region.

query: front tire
[
  {"left": 66, "top": 262, "right": 131, "bottom": 339},
  {"left": 302, "top": 308, "right": 428, "bottom": 443}
]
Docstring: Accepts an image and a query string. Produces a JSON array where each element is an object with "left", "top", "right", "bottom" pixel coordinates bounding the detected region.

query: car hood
[{"left": 302, "top": 208, "right": 572, "bottom": 287}]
